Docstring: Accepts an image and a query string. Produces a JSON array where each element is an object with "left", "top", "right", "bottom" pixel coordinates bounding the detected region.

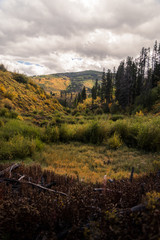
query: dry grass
[{"left": 34, "top": 143, "right": 160, "bottom": 183}]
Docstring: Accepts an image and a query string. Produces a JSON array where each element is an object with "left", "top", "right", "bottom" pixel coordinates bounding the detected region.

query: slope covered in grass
[{"left": 0, "top": 70, "right": 63, "bottom": 115}]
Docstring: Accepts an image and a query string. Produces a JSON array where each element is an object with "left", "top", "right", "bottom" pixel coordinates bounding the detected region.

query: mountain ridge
[{"left": 32, "top": 70, "right": 102, "bottom": 95}]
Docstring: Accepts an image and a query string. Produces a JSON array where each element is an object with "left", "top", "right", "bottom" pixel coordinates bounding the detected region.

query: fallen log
[
  {"left": 0, "top": 163, "right": 21, "bottom": 177},
  {"left": 0, "top": 178, "right": 68, "bottom": 197}
]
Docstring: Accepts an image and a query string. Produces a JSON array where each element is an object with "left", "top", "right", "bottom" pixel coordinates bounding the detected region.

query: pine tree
[
  {"left": 105, "top": 69, "right": 112, "bottom": 103},
  {"left": 115, "top": 61, "right": 124, "bottom": 104},
  {"left": 81, "top": 86, "right": 87, "bottom": 101},
  {"left": 101, "top": 68, "right": 106, "bottom": 101}
]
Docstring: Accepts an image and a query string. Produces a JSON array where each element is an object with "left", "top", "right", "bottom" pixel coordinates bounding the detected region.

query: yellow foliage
[
  {"left": 32, "top": 97, "right": 38, "bottom": 102},
  {"left": 108, "top": 102, "right": 112, "bottom": 109},
  {"left": 0, "top": 85, "right": 6, "bottom": 93},
  {"left": 17, "top": 115, "right": 24, "bottom": 121},
  {"left": 136, "top": 110, "right": 144, "bottom": 116},
  {"left": 108, "top": 132, "right": 123, "bottom": 149},
  {"left": 40, "top": 93, "right": 46, "bottom": 100},
  {"left": 145, "top": 191, "right": 160, "bottom": 209}
]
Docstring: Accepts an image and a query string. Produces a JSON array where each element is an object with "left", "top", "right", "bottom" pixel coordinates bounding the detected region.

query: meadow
[{"left": 1, "top": 110, "right": 160, "bottom": 182}]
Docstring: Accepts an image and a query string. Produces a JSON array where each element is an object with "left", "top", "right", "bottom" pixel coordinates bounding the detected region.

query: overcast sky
[{"left": 0, "top": 0, "right": 160, "bottom": 75}]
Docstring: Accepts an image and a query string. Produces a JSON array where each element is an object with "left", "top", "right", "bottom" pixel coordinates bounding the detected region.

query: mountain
[
  {"left": 0, "top": 70, "right": 63, "bottom": 116},
  {"left": 32, "top": 70, "right": 102, "bottom": 95}
]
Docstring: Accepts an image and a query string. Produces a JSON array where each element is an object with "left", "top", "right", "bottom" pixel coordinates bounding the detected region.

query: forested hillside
[
  {"left": 32, "top": 70, "right": 102, "bottom": 95},
  {"left": 76, "top": 41, "right": 160, "bottom": 115}
]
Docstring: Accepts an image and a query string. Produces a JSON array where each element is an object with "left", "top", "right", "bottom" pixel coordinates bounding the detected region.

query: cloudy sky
[{"left": 0, "top": 0, "right": 160, "bottom": 75}]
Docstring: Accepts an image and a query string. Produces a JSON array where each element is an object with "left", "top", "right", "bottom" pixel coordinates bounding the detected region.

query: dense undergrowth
[{"left": 0, "top": 164, "right": 160, "bottom": 240}]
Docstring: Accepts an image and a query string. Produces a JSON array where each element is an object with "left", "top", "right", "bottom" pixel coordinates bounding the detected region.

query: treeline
[{"left": 91, "top": 41, "right": 160, "bottom": 112}]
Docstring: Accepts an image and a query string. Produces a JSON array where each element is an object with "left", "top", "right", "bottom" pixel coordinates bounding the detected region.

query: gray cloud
[{"left": 0, "top": 0, "right": 160, "bottom": 75}]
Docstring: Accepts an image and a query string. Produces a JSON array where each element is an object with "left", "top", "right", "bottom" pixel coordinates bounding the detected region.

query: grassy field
[
  {"left": 1, "top": 112, "right": 160, "bottom": 183},
  {"left": 35, "top": 143, "right": 160, "bottom": 183}
]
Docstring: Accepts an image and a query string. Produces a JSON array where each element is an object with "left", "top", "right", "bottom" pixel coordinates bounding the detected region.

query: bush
[
  {"left": 80, "top": 122, "right": 105, "bottom": 144},
  {"left": 0, "top": 135, "right": 44, "bottom": 160},
  {"left": 2, "top": 99, "right": 14, "bottom": 110},
  {"left": 0, "top": 119, "right": 42, "bottom": 140},
  {"left": 0, "top": 108, "right": 18, "bottom": 119},
  {"left": 110, "top": 114, "right": 124, "bottom": 121},
  {"left": 0, "top": 64, "right": 7, "bottom": 72},
  {"left": 94, "top": 108, "right": 104, "bottom": 115},
  {"left": 108, "top": 132, "right": 123, "bottom": 149},
  {"left": 13, "top": 73, "right": 29, "bottom": 84},
  {"left": 4, "top": 91, "right": 15, "bottom": 100},
  {"left": 110, "top": 102, "right": 120, "bottom": 114},
  {"left": 0, "top": 119, "right": 4, "bottom": 127},
  {"left": 59, "top": 124, "right": 73, "bottom": 142},
  {"left": 137, "top": 122, "right": 160, "bottom": 151},
  {"left": 44, "top": 126, "right": 59, "bottom": 142}
]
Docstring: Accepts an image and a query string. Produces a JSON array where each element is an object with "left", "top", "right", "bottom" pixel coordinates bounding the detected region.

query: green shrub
[
  {"left": 0, "top": 119, "right": 4, "bottom": 127},
  {"left": 44, "top": 126, "right": 59, "bottom": 142},
  {"left": 55, "top": 117, "right": 65, "bottom": 125},
  {"left": 108, "top": 132, "right": 123, "bottom": 149},
  {"left": 0, "top": 108, "right": 18, "bottom": 119},
  {"left": 110, "top": 102, "right": 120, "bottom": 114},
  {"left": 4, "top": 91, "right": 15, "bottom": 100},
  {"left": 0, "top": 64, "right": 7, "bottom": 72},
  {"left": 0, "top": 135, "right": 44, "bottom": 160},
  {"left": 59, "top": 124, "right": 73, "bottom": 142},
  {"left": 0, "top": 119, "right": 42, "bottom": 140},
  {"left": 137, "top": 122, "right": 160, "bottom": 151},
  {"left": 82, "top": 122, "right": 105, "bottom": 144},
  {"left": 94, "top": 108, "right": 104, "bottom": 115},
  {"left": 110, "top": 114, "right": 124, "bottom": 121},
  {"left": 13, "top": 73, "right": 29, "bottom": 84}
]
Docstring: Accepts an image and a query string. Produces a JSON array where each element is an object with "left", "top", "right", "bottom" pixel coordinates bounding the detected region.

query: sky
[{"left": 0, "top": 0, "right": 160, "bottom": 76}]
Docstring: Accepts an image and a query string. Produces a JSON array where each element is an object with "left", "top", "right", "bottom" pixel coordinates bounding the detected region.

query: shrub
[
  {"left": 0, "top": 85, "right": 6, "bottom": 93},
  {"left": 110, "top": 102, "right": 120, "bottom": 114},
  {"left": 137, "top": 122, "right": 160, "bottom": 151},
  {"left": 110, "top": 114, "right": 124, "bottom": 121},
  {"left": 4, "top": 91, "right": 15, "bottom": 100},
  {"left": 0, "top": 119, "right": 42, "bottom": 140},
  {"left": 152, "top": 160, "right": 160, "bottom": 171},
  {"left": 44, "top": 126, "right": 59, "bottom": 142},
  {"left": 0, "top": 119, "right": 4, "bottom": 127},
  {"left": 82, "top": 122, "right": 105, "bottom": 144},
  {"left": 94, "top": 108, "right": 104, "bottom": 115},
  {"left": 1, "top": 98, "right": 14, "bottom": 109},
  {"left": 0, "top": 135, "right": 44, "bottom": 160},
  {"left": 108, "top": 132, "right": 123, "bottom": 149},
  {"left": 13, "top": 73, "right": 29, "bottom": 84},
  {"left": 59, "top": 124, "right": 73, "bottom": 142},
  {"left": 0, "top": 64, "right": 7, "bottom": 72}
]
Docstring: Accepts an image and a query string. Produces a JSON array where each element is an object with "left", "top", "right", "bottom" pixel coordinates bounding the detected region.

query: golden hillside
[
  {"left": 0, "top": 70, "right": 63, "bottom": 115},
  {"left": 33, "top": 75, "right": 71, "bottom": 94}
]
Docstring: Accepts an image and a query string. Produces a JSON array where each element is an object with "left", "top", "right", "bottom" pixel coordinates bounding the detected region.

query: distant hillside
[
  {"left": 32, "top": 70, "right": 102, "bottom": 95},
  {"left": 0, "top": 70, "right": 63, "bottom": 116}
]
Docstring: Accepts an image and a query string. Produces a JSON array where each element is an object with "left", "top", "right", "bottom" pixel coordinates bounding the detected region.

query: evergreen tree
[
  {"left": 81, "top": 86, "right": 87, "bottom": 101},
  {"left": 91, "top": 86, "right": 96, "bottom": 100},
  {"left": 105, "top": 69, "right": 112, "bottom": 103},
  {"left": 115, "top": 61, "right": 124, "bottom": 104},
  {"left": 101, "top": 68, "right": 106, "bottom": 101}
]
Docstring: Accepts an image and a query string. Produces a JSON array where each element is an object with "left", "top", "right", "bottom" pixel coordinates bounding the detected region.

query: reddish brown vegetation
[{"left": 0, "top": 164, "right": 160, "bottom": 240}]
